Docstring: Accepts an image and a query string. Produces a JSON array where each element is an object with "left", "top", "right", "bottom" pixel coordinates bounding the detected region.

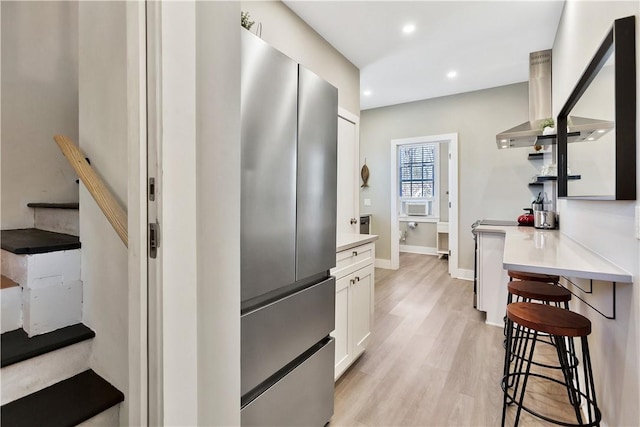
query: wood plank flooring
[{"left": 330, "top": 252, "right": 575, "bottom": 426}]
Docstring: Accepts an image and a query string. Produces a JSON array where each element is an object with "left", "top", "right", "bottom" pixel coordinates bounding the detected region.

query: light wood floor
[{"left": 330, "top": 252, "right": 576, "bottom": 427}]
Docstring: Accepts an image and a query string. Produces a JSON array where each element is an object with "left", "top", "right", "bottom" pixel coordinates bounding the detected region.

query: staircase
[{"left": 1, "top": 204, "right": 124, "bottom": 426}]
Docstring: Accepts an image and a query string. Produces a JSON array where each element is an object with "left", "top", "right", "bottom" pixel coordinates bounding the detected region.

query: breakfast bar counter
[{"left": 474, "top": 224, "right": 632, "bottom": 326}]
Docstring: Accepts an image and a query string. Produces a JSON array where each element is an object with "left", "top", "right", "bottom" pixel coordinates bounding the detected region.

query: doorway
[{"left": 390, "top": 133, "right": 459, "bottom": 277}]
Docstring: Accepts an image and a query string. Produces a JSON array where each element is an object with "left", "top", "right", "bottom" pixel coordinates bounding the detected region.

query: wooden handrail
[{"left": 54, "top": 135, "right": 128, "bottom": 247}]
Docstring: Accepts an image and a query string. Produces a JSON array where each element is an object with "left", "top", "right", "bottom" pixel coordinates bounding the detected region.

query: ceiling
[{"left": 283, "top": 1, "right": 565, "bottom": 110}]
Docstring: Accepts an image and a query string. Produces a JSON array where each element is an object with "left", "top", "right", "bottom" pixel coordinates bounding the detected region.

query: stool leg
[
  {"left": 513, "top": 328, "right": 538, "bottom": 427},
  {"left": 501, "top": 316, "right": 517, "bottom": 426},
  {"left": 582, "top": 337, "right": 600, "bottom": 426},
  {"left": 553, "top": 335, "right": 583, "bottom": 423},
  {"left": 501, "top": 317, "right": 513, "bottom": 426},
  {"left": 509, "top": 321, "right": 528, "bottom": 390}
]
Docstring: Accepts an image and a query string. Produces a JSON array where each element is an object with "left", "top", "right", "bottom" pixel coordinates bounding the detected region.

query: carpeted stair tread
[
  {"left": 1, "top": 324, "right": 95, "bottom": 367},
  {"left": 0, "top": 369, "right": 124, "bottom": 427},
  {"left": 1, "top": 228, "right": 80, "bottom": 254}
]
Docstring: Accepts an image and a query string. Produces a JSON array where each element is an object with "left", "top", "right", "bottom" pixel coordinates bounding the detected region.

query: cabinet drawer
[
  {"left": 241, "top": 277, "right": 335, "bottom": 396},
  {"left": 332, "top": 242, "right": 374, "bottom": 278},
  {"left": 242, "top": 338, "right": 335, "bottom": 426}
]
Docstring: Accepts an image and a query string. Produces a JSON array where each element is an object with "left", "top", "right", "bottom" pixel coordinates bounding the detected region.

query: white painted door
[{"left": 337, "top": 111, "right": 359, "bottom": 235}]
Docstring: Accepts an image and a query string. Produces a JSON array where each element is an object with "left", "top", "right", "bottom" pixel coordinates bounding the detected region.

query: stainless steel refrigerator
[{"left": 240, "top": 30, "right": 338, "bottom": 426}]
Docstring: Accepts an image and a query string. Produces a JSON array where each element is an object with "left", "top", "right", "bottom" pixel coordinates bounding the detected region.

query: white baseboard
[
  {"left": 399, "top": 245, "right": 437, "bottom": 255},
  {"left": 455, "top": 268, "right": 474, "bottom": 281},
  {"left": 374, "top": 258, "right": 393, "bottom": 269}
]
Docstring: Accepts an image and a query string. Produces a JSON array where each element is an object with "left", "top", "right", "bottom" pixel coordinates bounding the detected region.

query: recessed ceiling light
[
  {"left": 597, "top": 129, "right": 605, "bottom": 133},
  {"left": 588, "top": 137, "right": 595, "bottom": 141},
  {"left": 447, "top": 70, "right": 458, "bottom": 79},
  {"left": 363, "top": 90, "right": 372, "bottom": 96},
  {"left": 402, "top": 24, "right": 416, "bottom": 34}
]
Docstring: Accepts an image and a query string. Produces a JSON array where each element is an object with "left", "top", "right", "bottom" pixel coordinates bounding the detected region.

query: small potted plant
[
  {"left": 540, "top": 118, "right": 555, "bottom": 135},
  {"left": 241, "top": 11, "right": 255, "bottom": 31}
]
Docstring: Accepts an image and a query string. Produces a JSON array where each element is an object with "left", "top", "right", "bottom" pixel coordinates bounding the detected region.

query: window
[{"left": 399, "top": 143, "right": 439, "bottom": 218}]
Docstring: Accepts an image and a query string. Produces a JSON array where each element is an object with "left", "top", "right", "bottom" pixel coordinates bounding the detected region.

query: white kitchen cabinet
[
  {"left": 330, "top": 241, "right": 375, "bottom": 380},
  {"left": 475, "top": 230, "right": 509, "bottom": 327}
]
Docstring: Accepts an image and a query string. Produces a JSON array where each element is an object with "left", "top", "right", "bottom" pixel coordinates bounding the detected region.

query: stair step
[
  {"left": 26, "top": 203, "right": 79, "bottom": 210},
  {"left": 1, "top": 275, "right": 19, "bottom": 289},
  {"left": 1, "top": 369, "right": 124, "bottom": 427},
  {"left": 2, "top": 324, "right": 94, "bottom": 367},
  {"left": 1, "top": 339, "right": 91, "bottom": 405},
  {"left": 1, "top": 229, "right": 81, "bottom": 255},
  {"left": 1, "top": 278, "right": 21, "bottom": 333}
]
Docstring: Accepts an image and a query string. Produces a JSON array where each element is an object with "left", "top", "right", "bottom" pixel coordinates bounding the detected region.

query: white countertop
[
  {"left": 475, "top": 225, "right": 632, "bottom": 283},
  {"left": 336, "top": 233, "right": 378, "bottom": 252}
]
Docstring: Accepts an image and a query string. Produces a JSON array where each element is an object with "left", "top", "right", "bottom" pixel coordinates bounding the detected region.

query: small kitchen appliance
[
  {"left": 534, "top": 210, "right": 556, "bottom": 229},
  {"left": 518, "top": 208, "right": 534, "bottom": 226}
]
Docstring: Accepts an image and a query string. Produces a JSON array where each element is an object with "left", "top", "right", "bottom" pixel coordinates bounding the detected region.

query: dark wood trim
[
  {"left": 614, "top": 16, "right": 636, "bottom": 200},
  {"left": 26, "top": 203, "right": 79, "bottom": 210},
  {"left": 557, "top": 15, "right": 636, "bottom": 200}
]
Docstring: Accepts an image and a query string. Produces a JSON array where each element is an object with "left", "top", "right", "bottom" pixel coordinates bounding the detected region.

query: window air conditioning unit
[{"left": 406, "top": 202, "right": 428, "bottom": 216}]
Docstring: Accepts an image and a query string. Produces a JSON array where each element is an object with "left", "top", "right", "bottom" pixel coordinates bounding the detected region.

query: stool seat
[
  {"left": 507, "top": 302, "right": 591, "bottom": 337},
  {"left": 507, "top": 281, "right": 571, "bottom": 303},
  {"left": 508, "top": 270, "right": 560, "bottom": 283}
]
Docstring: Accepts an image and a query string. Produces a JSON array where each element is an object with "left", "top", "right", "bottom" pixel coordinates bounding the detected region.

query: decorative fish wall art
[{"left": 361, "top": 160, "right": 370, "bottom": 188}]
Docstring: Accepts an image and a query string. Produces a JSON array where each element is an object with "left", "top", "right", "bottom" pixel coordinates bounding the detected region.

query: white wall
[
  {"left": 159, "top": 2, "right": 198, "bottom": 424},
  {"left": 78, "top": 2, "right": 129, "bottom": 423},
  {"left": 195, "top": 3, "right": 241, "bottom": 424},
  {"left": 553, "top": 2, "right": 640, "bottom": 425},
  {"left": 155, "top": 2, "right": 242, "bottom": 424},
  {"left": 360, "top": 83, "right": 530, "bottom": 268},
  {"left": 1, "top": 1, "right": 79, "bottom": 229},
  {"left": 240, "top": 1, "right": 360, "bottom": 116}
]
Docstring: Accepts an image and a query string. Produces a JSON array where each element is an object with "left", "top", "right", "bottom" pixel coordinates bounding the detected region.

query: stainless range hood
[{"left": 496, "top": 50, "right": 613, "bottom": 149}]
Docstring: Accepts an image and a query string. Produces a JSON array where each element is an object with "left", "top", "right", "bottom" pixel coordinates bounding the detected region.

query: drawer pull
[
  {"left": 352, "top": 251, "right": 358, "bottom": 256},
  {"left": 350, "top": 279, "right": 356, "bottom": 285},
  {"left": 355, "top": 276, "right": 360, "bottom": 282}
]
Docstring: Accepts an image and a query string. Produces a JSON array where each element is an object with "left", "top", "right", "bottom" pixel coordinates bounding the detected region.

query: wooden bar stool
[
  {"left": 501, "top": 302, "right": 601, "bottom": 427},
  {"left": 507, "top": 280, "right": 571, "bottom": 307},
  {"left": 505, "top": 281, "right": 577, "bottom": 379},
  {"left": 508, "top": 270, "right": 560, "bottom": 284}
]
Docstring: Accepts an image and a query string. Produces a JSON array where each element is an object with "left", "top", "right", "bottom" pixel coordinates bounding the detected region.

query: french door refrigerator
[{"left": 240, "top": 30, "right": 338, "bottom": 426}]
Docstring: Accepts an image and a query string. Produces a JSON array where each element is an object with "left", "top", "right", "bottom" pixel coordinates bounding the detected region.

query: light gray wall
[
  {"left": 553, "top": 2, "right": 640, "bottom": 425},
  {"left": 400, "top": 221, "right": 437, "bottom": 248},
  {"left": 1, "top": 1, "right": 79, "bottom": 229},
  {"left": 78, "top": 2, "right": 129, "bottom": 423},
  {"left": 360, "top": 83, "right": 531, "bottom": 269},
  {"left": 240, "top": 1, "right": 360, "bottom": 116}
]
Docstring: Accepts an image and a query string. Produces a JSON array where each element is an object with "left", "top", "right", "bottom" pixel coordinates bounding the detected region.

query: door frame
[
  {"left": 390, "top": 133, "right": 459, "bottom": 278},
  {"left": 126, "top": 2, "right": 148, "bottom": 425}
]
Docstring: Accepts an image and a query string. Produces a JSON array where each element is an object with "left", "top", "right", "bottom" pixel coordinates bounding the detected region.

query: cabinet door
[
  {"left": 477, "top": 232, "right": 509, "bottom": 326},
  {"left": 352, "top": 264, "right": 373, "bottom": 355},
  {"left": 296, "top": 66, "right": 338, "bottom": 281},
  {"left": 331, "top": 275, "right": 350, "bottom": 379},
  {"left": 337, "top": 116, "right": 359, "bottom": 235},
  {"left": 240, "top": 31, "right": 298, "bottom": 302}
]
